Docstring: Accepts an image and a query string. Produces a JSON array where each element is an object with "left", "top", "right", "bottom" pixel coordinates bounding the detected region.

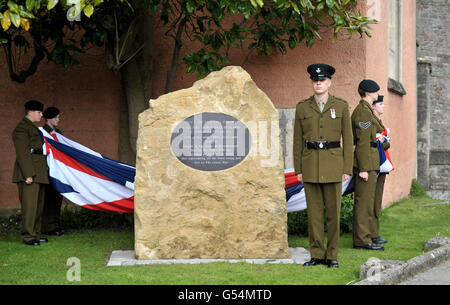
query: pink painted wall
[{"left": 364, "top": 0, "right": 417, "bottom": 206}]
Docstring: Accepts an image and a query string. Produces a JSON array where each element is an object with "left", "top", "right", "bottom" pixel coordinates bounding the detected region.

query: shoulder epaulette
[{"left": 331, "top": 95, "right": 349, "bottom": 105}]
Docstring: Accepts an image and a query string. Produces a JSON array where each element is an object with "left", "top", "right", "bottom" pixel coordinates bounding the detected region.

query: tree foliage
[
  {"left": 0, "top": 0, "right": 103, "bottom": 33},
  {"left": 0, "top": 0, "right": 109, "bottom": 82},
  {"left": 162, "top": 0, "right": 375, "bottom": 79},
  {"left": 1, "top": 0, "right": 376, "bottom": 84}
]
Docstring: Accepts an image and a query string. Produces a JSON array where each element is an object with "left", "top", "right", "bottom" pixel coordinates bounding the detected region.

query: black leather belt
[
  {"left": 30, "top": 148, "right": 43, "bottom": 155},
  {"left": 305, "top": 141, "right": 341, "bottom": 150}
]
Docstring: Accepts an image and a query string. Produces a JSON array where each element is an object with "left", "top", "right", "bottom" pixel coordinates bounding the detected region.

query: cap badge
[{"left": 316, "top": 68, "right": 321, "bottom": 73}]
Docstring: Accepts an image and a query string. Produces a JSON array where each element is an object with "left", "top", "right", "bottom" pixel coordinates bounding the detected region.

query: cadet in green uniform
[
  {"left": 352, "top": 80, "right": 384, "bottom": 251},
  {"left": 370, "top": 96, "right": 390, "bottom": 245},
  {"left": 293, "top": 64, "right": 353, "bottom": 268},
  {"left": 12, "top": 100, "right": 50, "bottom": 246},
  {"left": 41, "top": 107, "right": 65, "bottom": 236}
]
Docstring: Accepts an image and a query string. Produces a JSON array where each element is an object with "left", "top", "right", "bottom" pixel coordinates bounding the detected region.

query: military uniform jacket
[
  {"left": 12, "top": 117, "right": 49, "bottom": 184},
  {"left": 293, "top": 95, "right": 353, "bottom": 183},
  {"left": 352, "top": 100, "right": 384, "bottom": 172}
]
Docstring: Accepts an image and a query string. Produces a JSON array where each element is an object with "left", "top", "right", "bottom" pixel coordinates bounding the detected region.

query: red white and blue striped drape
[{"left": 39, "top": 129, "right": 393, "bottom": 214}]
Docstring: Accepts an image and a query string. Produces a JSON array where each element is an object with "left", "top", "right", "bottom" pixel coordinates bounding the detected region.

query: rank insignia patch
[{"left": 359, "top": 121, "right": 371, "bottom": 129}]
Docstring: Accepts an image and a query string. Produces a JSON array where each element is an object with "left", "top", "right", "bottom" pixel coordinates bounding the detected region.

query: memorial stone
[{"left": 134, "top": 66, "right": 289, "bottom": 259}]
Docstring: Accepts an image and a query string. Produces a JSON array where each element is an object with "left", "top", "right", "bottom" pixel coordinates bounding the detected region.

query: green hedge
[
  {"left": 0, "top": 205, "right": 134, "bottom": 234},
  {"left": 0, "top": 212, "right": 22, "bottom": 234},
  {"left": 287, "top": 193, "right": 354, "bottom": 237},
  {"left": 60, "top": 205, "right": 134, "bottom": 230},
  {"left": 2, "top": 199, "right": 352, "bottom": 236},
  {"left": 4, "top": 179, "right": 427, "bottom": 235}
]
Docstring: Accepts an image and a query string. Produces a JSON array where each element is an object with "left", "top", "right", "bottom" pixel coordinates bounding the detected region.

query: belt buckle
[{"left": 318, "top": 141, "right": 325, "bottom": 149}]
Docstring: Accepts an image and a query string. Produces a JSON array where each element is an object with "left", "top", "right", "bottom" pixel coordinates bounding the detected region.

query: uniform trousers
[
  {"left": 17, "top": 182, "right": 46, "bottom": 242},
  {"left": 304, "top": 182, "right": 342, "bottom": 260},
  {"left": 352, "top": 170, "right": 377, "bottom": 246},
  {"left": 370, "top": 173, "right": 386, "bottom": 239},
  {"left": 42, "top": 184, "right": 63, "bottom": 232}
]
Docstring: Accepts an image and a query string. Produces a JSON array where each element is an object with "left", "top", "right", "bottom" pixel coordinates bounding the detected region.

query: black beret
[
  {"left": 373, "top": 95, "right": 384, "bottom": 105},
  {"left": 24, "top": 100, "right": 44, "bottom": 111},
  {"left": 358, "top": 80, "right": 380, "bottom": 93},
  {"left": 43, "top": 107, "right": 60, "bottom": 119},
  {"left": 307, "top": 63, "right": 336, "bottom": 81}
]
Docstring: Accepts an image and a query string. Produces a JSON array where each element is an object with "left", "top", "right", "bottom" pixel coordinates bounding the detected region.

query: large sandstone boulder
[{"left": 134, "top": 66, "right": 289, "bottom": 259}]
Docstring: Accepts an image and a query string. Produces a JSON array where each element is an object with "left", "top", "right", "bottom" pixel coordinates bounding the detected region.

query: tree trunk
[
  {"left": 165, "top": 17, "right": 186, "bottom": 94},
  {"left": 118, "top": 11, "right": 153, "bottom": 165}
]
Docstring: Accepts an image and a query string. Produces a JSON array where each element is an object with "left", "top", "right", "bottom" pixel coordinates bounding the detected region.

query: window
[{"left": 388, "top": 0, "right": 406, "bottom": 95}]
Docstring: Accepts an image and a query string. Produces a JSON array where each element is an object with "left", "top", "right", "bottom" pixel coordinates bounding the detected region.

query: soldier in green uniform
[
  {"left": 370, "top": 95, "right": 390, "bottom": 245},
  {"left": 293, "top": 64, "right": 353, "bottom": 268},
  {"left": 12, "top": 100, "right": 50, "bottom": 246},
  {"left": 41, "top": 107, "right": 65, "bottom": 236},
  {"left": 351, "top": 80, "right": 385, "bottom": 251}
]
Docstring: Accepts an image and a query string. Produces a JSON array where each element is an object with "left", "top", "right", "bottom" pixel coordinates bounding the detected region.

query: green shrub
[
  {"left": 0, "top": 212, "right": 22, "bottom": 234},
  {"left": 340, "top": 193, "right": 354, "bottom": 235},
  {"left": 0, "top": 205, "right": 133, "bottom": 234},
  {"left": 60, "top": 205, "right": 133, "bottom": 231},
  {"left": 410, "top": 179, "right": 428, "bottom": 198},
  {"left": 4, "top": 193, "right": 355, "bottom": 236},
  {"left": 287, "top": 210, "right": 309, "bottom": 236},
  {"left": 287, "top": 193, "right": 354, "bottom": 236}
]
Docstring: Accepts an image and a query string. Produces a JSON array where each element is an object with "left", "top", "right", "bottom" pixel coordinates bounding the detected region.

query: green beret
[
  {"left": 373, "top": 95, "right": 384, "bottom": 105},
  {"left": 24, "top": 100, "right": 44, "bottom": 111},
  {"left": 358, "top": 80, "right": 380, "bottom": 93},
  {"left": 43, "top": 107, "right": 60, "bottom": 119}
]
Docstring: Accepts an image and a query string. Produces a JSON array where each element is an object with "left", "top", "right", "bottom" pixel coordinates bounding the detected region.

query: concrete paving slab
[
  {"left": 107, "top": 247, "right": 310, "bottom": 267},
  {"left": 398, "top": 258, "right": 450, "bottom": 285},
  {"left": 356, "top": 239, "right": 450, "bottom": 285}
]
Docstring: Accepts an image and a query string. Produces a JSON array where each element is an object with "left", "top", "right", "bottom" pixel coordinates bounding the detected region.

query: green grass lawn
[{"left": 1, "top": 194, "right": 448, "bottom": 285}]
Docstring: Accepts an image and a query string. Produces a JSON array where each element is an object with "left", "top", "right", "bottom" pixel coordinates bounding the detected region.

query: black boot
[{"left": 303, "top": 258, "right": 326, "bottom": 266}]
